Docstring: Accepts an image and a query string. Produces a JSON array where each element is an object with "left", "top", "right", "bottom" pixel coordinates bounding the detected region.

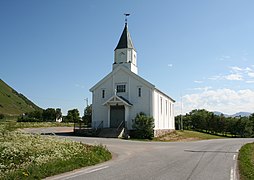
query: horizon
[{"left": 1, "top": 1, "right": 254, "bottom": 115}]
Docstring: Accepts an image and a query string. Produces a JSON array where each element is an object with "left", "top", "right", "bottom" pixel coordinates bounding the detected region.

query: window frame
[
  {"left": 116, "top": 84, "right": 126, "bottom": 93},
  {"left": 102, "top": 89, "right": 105, "bottom": 98},
  {"left": 138, "top": 87, "right": 142, "bottom": 97}
]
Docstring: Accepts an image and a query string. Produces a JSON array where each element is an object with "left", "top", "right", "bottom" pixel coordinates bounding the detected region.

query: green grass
[
  {"left": 238, "top": 143, "right": 254, "bottom": 180},
  {"left": 0, "top": 122, "right": 111, "bottom": 179},
  {"left": 2, "top": 121, "right": 74, "bottom": 131},
  {"left": 154, "top": 130, "right": 225, "bottom": 141},
  {"left": 0, "top": 79, "right": 41, "bottom": 116}
]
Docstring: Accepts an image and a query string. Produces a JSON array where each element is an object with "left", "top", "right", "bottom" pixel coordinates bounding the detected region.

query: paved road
[{"left": 24, "top": 127, "right": 253, "bottom": 180}]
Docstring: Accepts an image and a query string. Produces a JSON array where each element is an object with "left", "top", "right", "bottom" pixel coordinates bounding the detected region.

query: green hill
[{"left": 0, "top": 79, "right": 42, "bottom": 116}]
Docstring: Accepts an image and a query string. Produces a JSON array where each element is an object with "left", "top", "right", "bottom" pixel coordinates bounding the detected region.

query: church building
[{"left": 90, "top": 21, "right": 175, "bottom": 137}]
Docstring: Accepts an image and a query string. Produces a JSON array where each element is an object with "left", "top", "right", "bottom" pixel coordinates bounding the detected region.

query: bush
[
  {"left": 0, "top": 114, "right": 4, "bottom": 120},
  {"left": 132, "top": 112, "right": 154, "bottom": 139}
]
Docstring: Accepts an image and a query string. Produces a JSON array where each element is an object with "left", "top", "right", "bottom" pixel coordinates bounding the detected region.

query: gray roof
[
  {"left": 115, "top": 23, "right": 135, "bottom": 50},
  {"left": 118, "top": 95, "right": 133, "bottom": 106}
]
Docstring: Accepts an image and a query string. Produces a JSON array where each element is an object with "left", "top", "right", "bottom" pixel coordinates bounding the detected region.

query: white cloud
[
  {"left": 209, "top": 65, "right": 254, "bottom": 82},
  {"left": 218, "top": 55, "right": 231, "bottom": 61},
  {"left": 194, "top": 80, "right": 203, "bottom": 83},
  {"left": 191, "top": 86, "right": 212, "bottom": 91},
  {"left": 175, "top": 88, "right": 254, "bottom": 115},
  {"left": 167, "top": 64, "right": 173, "bottom": 67},
  {"left": 208, "top": 75, "right": 223, "bottom": 80},
  {"left": 75, "top": 84, "right": 85, "bottom": 89},
  {"left": 246, "top": 81, "right": 254, "bottom": 84},
  {"left": 225, "top": 74, "right": 243, "bottom": 81},
  {"left": 248, "top": 72, "right": 254, "bottom": 78},
  {"left": 230, "top": 66, "right": 243, "bottom": 72},
  {"left": 245, "top": 67, "right": 252, "bottom": 72}
]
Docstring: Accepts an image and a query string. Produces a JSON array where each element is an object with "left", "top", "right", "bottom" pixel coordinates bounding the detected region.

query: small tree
[
  {"left": 82, "top": 105, "right": 92, "bottom": 127},
  {"left": 42, "top": 108, "right": 56, "bottom": 122},
  {"left": 64, "top": 109, "right": 80, "bottom": 123},
  {"left": 132, "top": 112, "right": 154, "bottom": 139}
]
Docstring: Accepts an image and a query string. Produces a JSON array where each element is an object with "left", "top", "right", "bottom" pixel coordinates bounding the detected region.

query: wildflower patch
[{"left": 0, "top": 123, "right": 111, "bottom": 179}]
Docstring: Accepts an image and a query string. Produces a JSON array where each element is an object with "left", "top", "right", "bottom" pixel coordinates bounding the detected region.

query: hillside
[
  {"left": 0, "top": 79, "right": 42, "bottom": 116},
  {"left": 213, "top": 111, "right": 251, "bottom": 117}
]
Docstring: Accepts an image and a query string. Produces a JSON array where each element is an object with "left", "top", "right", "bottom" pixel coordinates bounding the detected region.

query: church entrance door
[{"left": 110, "top": 105, "right": 125, "bottom": 128}]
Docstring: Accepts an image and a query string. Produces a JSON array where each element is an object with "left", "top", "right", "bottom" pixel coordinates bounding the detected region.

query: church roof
[
  {"left": 115, "top": 23, "right": 135, "bottom": 50},
  {"left": 89, "top": 66, "right": 175, "bottom": 103},
  {"left": 90, "top": 65, "right": 155, "bottom": 92}
]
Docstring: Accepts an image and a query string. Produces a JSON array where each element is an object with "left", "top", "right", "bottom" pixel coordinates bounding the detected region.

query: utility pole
[
  {"left": 180, "top": 94, "right": 183, "bottom": 130},
  {"left": 84, "top": 98, "right": 89, "bottom": 108}
]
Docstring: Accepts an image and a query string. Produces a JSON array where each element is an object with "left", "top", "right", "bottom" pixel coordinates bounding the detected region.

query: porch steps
[{"left": 98, "top": 128, "right": 123, "bottom": 138}]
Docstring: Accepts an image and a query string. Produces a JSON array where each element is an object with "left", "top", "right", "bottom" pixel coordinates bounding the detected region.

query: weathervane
[{"left": 124, "top": 13, "right": 130, "bottom": 24}]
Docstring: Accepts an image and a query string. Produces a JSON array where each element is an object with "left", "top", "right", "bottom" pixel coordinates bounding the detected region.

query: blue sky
[{"left": 1, "top": 0, "right": 254, "bottom": 115}]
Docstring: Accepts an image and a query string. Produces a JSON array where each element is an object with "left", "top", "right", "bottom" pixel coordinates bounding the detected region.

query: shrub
[
  {"left": 132, "top": 112, "right": 154, "bottom": 139},
  {"left": 0, "top": 114, "right": 4, "bottom": 120}
]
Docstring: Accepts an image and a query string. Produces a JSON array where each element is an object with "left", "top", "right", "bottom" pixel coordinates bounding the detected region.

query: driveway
[{"left": 24, "top": 127, "right": 253, "bottom": 180}]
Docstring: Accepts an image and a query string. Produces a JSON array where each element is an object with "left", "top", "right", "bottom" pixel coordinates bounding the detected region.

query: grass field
[
  {"left": 2, "top": 121, "right": 74, "bottom": 131},
  {"left": 0, "top": 79, "right": 40, "bottom": 116},
  {"left": 154, "top": 130, "right": 225, "bottom": 141},
  {"left": 238, "top": 143, "right": 254, "bottom": 180},
  {"left": 0, "top": 122, "right": 111, "bottom": 179}
]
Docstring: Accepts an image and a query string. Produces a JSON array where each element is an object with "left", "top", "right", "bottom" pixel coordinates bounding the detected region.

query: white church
[{"left": 90, "top": 21, "right": 175, "bottom": 137}]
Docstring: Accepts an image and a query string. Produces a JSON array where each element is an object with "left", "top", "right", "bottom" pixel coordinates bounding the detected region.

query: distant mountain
[
  {"left": 213, "top": 111, "right": 252, "bottom": 117},
  {"left": 231, "top": 112, "right": 252, "bottom": 117},
  {"left": 0, "top": 79, "right": 42, "bottom": 116}
]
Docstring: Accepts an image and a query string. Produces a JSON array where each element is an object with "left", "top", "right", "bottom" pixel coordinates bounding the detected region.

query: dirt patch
[
  {"left": 154, "top": 131, "right": 201, "bottom": 142},
  {"left": 156, "top": 136, "right": 201, "bottom": 142}
]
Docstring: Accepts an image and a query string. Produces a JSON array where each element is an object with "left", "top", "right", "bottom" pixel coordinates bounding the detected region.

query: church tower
[{"left": 113, "top": 22, "right": 138, "bottom": 74}]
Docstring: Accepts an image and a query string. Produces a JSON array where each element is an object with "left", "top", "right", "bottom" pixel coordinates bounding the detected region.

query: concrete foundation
[{"left": 154, "top": 129, "right": 175, "bottom": 137}]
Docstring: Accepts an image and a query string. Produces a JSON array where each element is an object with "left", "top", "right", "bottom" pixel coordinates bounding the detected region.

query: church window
[
  {"left": 160, "top": 97, "right": 163, "bottom": 114},
  {"left": 116, "top": 84, "right": 126, "bottom": 93},
  {"left": 166, "top": 100, "right": 168, "bottom": 115},
  {"left": 170, "top": 103, "right": 172, "bottom": 116},
  {"left": 138, "top": 87, "right": 142, "bottom": 97},
  {"left": 102, "top": 89, "right": 105, "bottom": 98}
]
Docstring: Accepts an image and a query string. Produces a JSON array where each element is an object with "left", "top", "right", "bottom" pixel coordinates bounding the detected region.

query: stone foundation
[{"left": 154, "top": 129, "right": 175, "bottom": 137}]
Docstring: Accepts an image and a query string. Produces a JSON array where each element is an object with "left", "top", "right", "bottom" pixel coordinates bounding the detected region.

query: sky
[{"left": 1, "top": 0, "right": 254, "bottom": 116}]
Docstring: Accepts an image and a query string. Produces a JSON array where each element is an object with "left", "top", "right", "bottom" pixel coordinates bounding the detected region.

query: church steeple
[
  {"left": 115, "top": 23, "right": 135, "bottom": 50},
  {"left": 113, "top": 19, "right": 138, "bottom": 74}
]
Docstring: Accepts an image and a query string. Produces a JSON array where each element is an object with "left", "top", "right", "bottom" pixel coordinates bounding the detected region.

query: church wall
[
  {"left": 128, "top": 78, "right": 153, "bottom": 129},
  {"left": 153, "top": 90, "right": 175, "bottom": 131},
  {"left": 91, "top": 75, "right": 114, "bottom": 128}
]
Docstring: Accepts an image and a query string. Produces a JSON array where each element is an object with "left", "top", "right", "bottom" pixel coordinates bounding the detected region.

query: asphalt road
[{"left": 24, "top": 127, "right": 253, "bottom": 180}]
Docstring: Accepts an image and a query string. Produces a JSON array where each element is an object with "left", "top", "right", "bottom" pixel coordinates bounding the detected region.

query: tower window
[
  {"left": 102, "top": 89, "right": 105, "bottom": 98},
  {"left": 116, "top": 84, "right": 126, "bottom": 93}
]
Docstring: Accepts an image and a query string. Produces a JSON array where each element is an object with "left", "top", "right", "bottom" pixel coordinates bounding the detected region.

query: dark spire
[
  {"left": 115, "top": 23, "right": 135, "bottom": 50},
  {"left": 115, "top": 14, "right": 135, "bottom": 50}
]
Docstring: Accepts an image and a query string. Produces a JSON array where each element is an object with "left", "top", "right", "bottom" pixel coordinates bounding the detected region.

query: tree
[
  {"left": 249, "top": 113, "right": 254, "bottom": 137},
  {"left": 55, "top": 108, "right": 62, "bottom": 120},
  {"left": 82, "top": 105, "right": 92, "bottom": 127},
  {"left": 132, "top": 112, "right": 154, "bottom": 139},
  {"left": 235, "top": 117, "right": 252, "bottom": 137},
  {"left": 42, "top": 108, "right": 56, "bottom": 122},
  {"left": 190, "top": 109, "right": 210, "bottom": 131},
  {"left": 64, "top": 109, "right": 80, "bottom": 123}
]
